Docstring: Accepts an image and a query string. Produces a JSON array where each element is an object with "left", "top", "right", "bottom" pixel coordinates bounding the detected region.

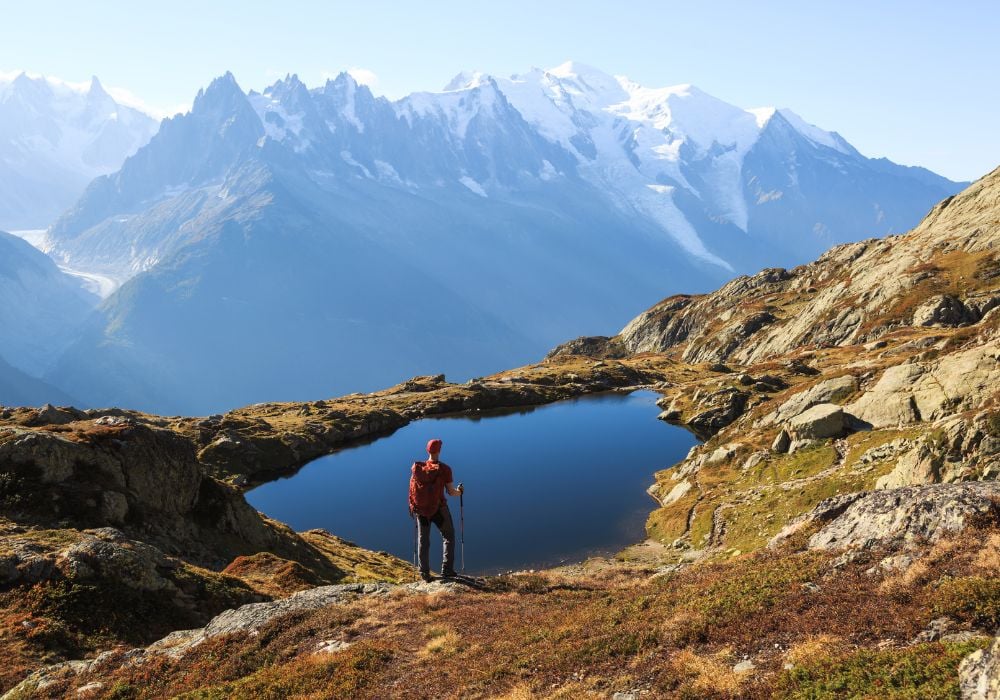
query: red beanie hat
[{"left": 426, "top": 438, "right": 443, "bottom": 454}]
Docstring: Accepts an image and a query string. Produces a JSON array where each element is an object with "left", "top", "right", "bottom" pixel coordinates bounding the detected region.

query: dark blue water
[{"left": 246, "top": 391, "right": 696, "bottom": 574}]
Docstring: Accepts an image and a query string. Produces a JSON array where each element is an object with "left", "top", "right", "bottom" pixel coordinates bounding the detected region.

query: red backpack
[{"left": 409, "top": 460, "right": 444, "bottom": 517}]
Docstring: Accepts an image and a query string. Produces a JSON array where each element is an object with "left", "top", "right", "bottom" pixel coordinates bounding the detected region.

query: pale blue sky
[{"left": 2, "top": 0, "right": 997, "bottom": 181}]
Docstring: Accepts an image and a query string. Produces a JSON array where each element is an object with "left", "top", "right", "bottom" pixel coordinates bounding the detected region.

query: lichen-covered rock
[
  {"left": 874, "top": 443, "right": 942, "bottom": 490},
  {"left": 807, "top": 482, "right": 1000, "bottom": 552},
  {"left": 960, "top": 637, "right": 1000, "bottom": 700},
  {"left": 848, "top": 341, "right": 1000, "bottom": 428},
  {"left": 771, "top": 429, "right": 791, "bottom": 453},
  {"left": 0, "top": 421, "right": 287, "bottom": 568}
]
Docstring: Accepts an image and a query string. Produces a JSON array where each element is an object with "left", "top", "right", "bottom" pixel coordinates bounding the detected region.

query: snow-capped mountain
[
  {"left": 43, "top": 64, "right": 964, "bottom": 414},
  {"left": 0, "top": 72, "right": 159, "bottom": 229}
]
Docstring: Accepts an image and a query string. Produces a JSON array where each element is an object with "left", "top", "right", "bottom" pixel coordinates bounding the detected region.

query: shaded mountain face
[
  {"left": 0, "top": 231, "right": 97, "bottom": 380},
  {"left": 44, "top": 66, "right": 964, "bottom": 414},
  {"left": 0, "top": 353, "right": 77, "bottom": 408},
  {"left": 0, "top": 73, "right": 159, "bottom": 230}
]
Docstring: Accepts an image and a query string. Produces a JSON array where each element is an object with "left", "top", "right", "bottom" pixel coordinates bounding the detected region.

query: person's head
[{"left": 426, "top": 438, "right": 443, "bottom": 460}]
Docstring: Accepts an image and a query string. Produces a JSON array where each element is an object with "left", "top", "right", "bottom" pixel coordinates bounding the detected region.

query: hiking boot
[
  {"left": 419, "top": 571, "right": 433, "bottom": 583},
  {"left": 441, "top": 569, "right": 458, "bottom": 579}
]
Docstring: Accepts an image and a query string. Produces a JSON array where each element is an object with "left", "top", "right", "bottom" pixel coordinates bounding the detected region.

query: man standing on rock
[{"left": 409, "top": 438, "right": 464, "bottom": 582}]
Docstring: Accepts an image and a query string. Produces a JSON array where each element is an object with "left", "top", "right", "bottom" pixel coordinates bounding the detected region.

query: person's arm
[{"left": 445, "top": 481, "right": 464, "bottom": 497}]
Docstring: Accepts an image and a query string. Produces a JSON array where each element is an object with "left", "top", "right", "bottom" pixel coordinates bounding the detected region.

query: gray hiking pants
[{"left": 417, "top": 501, "right": 455, "bottom": 575}]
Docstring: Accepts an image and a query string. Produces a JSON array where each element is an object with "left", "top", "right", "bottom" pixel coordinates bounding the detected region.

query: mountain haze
[
  {"left": 0, "top": 231, "right": 96, "bottom": 379},
  {"left": 0, "top": 72, "right": 159, "bottom": 230},
  {"left": 42, "top": 64, "right": 964, "bottom": 414}
]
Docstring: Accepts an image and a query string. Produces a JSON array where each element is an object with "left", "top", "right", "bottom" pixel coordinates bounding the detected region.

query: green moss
[
  {"left": 176, "top": 642, "right": 393, "bottom": 699},
  {"left": 842, "top": 428, "right": 922, "bottom": 471},
  {"left": 681, "top": 552, "right": 823, "bottom": 627},
  {"left": 717, "top": 466, "right": 869, "bottom": 554},
  {"left": 934, "top": 577, "right": 1000, "bottom": 628},
  {"left": 746, "top": 444, "right": 837, "bottom": 485},
  {"left": 687, "top": 498, "right": 716, "bottom": 548},
  {"left": 777, "top": 641, "right": 989, "bottom": 699},
  {"left": 103, "top": 682, "right": 141, "bottom": 699},
  {"left": 646, "top": 489, "right": 699, "bottom": 544}
]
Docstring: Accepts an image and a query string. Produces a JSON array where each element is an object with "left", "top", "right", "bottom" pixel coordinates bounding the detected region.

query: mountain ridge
[
  {"left": 0, "top": 72, "right": 159, "bottom": 229},
  {"left": 33, "top": 63, "right": 968, "bottom": 414}
]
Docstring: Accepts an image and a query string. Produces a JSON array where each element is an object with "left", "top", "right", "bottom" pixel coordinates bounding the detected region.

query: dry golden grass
[
  {"left": 973, "top": 532, "right": 1000, "bottom": 572},
  {"left": 784, "top": 634, "right": 847, "bottom": 666},
  {"left": 418, "top": 627, "right": 464, "bottom": 658},
  {"left": 668, "top": 648, "right": 745, "bottom": 695},
  {"left": 490, "top": 684, "right": 539, "bottom": 700}
]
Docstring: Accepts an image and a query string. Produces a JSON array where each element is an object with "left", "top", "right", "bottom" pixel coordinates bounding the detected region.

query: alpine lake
[{"left": 246, "top": 390, "right": 697, "bottom": 575}]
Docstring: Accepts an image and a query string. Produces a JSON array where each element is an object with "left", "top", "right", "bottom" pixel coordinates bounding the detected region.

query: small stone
[
  {"left": 733, "top": 660, "right": 756, "bottom": 673},
  {"left": 99, "top": 491, "right": 129, "bottom": 524},
  {"left": 771, "top": 429, "right": 791, "bottom": 453},
  {"left": 316, "top": 639, "right": 352, "bottom": 654}
]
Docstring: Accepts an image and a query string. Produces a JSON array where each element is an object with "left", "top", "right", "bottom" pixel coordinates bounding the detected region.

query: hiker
[{"left": 409, "top": 438, "right": 464, "bottom": 582}]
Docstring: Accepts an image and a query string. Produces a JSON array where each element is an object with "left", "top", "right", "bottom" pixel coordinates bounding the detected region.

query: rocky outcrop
[
  {"left": 913, "top": 294, "right": 978, "bottom": 327},
  {"left": 617, "top": 296, "right": 697, "bottom": 354},
  {"left": 0, "top": 420, "right": 282, "bottom": 567},
  {"left": 761, "top": 375, "right": 858, "bottom": 426},
  {"left": 961, "top": 638, "right": 1000, "bottom": 700},
  {"left": 847, "top": 341, "right": 1000, "bottom": 429},
  {"left": 684, "top": 388, "right": 750, "bottom": 439},
  {"left": 805, "top": 483, "right": 1000, "bottom": 552},
  {"left": 785, "top": 403, "right": 856, "bottom": 441},
  {"left": 874, "top": 442, "right": 943, "bottom": 490},
  {"left": 545, "top": 335, "right": 627, "bottom": 359},
  {"left": 3, "top": 578, "right": 468, "bottom": 698}
]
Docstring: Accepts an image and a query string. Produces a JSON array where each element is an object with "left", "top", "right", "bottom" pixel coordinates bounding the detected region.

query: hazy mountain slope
[
  {"left": 48, "top": 152, "right": 716, "bottom": 414},
  {"left": 0, "top": 231, "right": 97, "bottom": 376},
  {"left": 0, "top": 73, "right": 158, "bottom": 229},
  {"left": 0, "top": 353, "right": 77, "bottom": 407}
]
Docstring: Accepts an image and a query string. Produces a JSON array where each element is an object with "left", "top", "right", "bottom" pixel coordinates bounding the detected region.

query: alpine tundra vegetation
[{"left": 1, "top": 164, "right": 997, "bottom": 698}]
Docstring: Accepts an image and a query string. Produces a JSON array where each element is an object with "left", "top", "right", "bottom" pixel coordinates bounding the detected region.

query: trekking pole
[
  {"left": 458, "top": 483, "right": 465, "bottom": 573},
  {"left": 412, "top": 513, "right": 418, "bottom": 571}
]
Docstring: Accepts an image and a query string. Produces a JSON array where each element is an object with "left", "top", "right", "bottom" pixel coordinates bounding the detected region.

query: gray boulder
[
  {"left": 786, "top": 403, "right": 854, "bottom": 440},
  {"left": 763, "top": 374, "right": 858, "bottom": 426},
  {"left": 807, "top": 482, "right": 1000, "bottom": 552},
  {"left": 771, "top": 429, "right": 791, "bottom": 454}
]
